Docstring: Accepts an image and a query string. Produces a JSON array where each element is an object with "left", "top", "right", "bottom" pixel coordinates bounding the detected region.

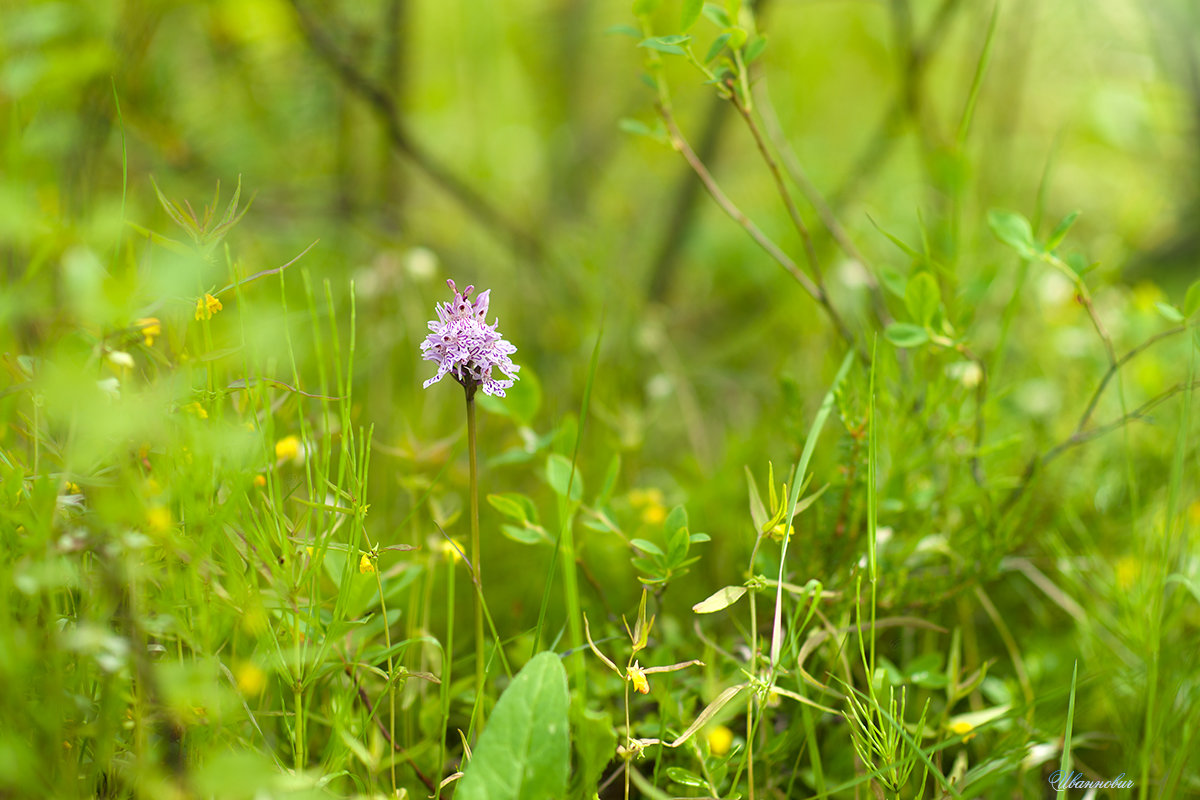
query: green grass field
[{"left": 2, "top": 1, "right": 1198, "bottom": 798}]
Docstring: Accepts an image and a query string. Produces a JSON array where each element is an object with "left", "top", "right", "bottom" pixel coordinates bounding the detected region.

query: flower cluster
[{"left": 421, "top": 279, "right": 519, "bottom": 397}]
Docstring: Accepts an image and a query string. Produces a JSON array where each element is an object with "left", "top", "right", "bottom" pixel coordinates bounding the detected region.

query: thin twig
[
  {"left": 657, "top": 104, "right": 863, "bottom": 359},
  {"left": 1004, "top": 377, "right": 1200, "bottom": 511},
  {"left": 755, "top": 75, "right": 893, "bottom": 327},
  {"left": 288, "top": 0, "right": 543, "bottom": 258}
]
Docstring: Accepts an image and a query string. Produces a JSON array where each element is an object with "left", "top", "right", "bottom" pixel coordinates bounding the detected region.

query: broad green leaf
[
  {"left": 885, "top": 323, "right": 929, "bottom": 348},
  {"left": 705, "top": 32, "right": 731, "bottom": 63},
  {"left": 617, "top": 117, "right": 667, "bottom": 144},
  {"left": 544, "top": 454, "right": 582, "bottom": 502},
  {"left": 744, "top": 34, "right": 767, "bottom": 63},
  {"left": 455, "top": 652, "right": 569, "bottom": 800},
  {"left": 569, "top": 699, "right": 617, "bottom": 797},
  {"left": 692, "top": 585, "right": 748, "bottom": 613},
  {"left": 487, "top": 493, "right": 535, "bottom": 524},
  {"left": 666, "top": 767, "right": 707, "bottom": 787},
  {"left": 638, "top": 36, "right": 690, "bottom": 55},
  {"left": 631, "top": 538, "right": 664, "bottom": 557},
  {"left": 1184, "top": 280, "right": 1200, "bottom": 319},
  {"left": 662, "top": 505, "right": 688, "bottom": 538},
  {"left": 1156, "top": 302, "right": 1185, "bottom": 323},
  {"left": 681, "top": 0, "right": 703, "bottom": 31},
  {"left": 987, "top": 209, "right": 1038, "bottom": 258},
  {"left": 1045, "top": 210, "right": 1079, "bottom": 251},
  {"left": 904, "top": 272, "right": 940, "bottom": 328},
  {"left": 702, "top": 3, "right": 731, "bottom": 27},
  {"left": 604, "top": 24, "right": 641, "bottom": 38},
  {"left": 501, "top": 523, "right": 550, "bottom": 546}
]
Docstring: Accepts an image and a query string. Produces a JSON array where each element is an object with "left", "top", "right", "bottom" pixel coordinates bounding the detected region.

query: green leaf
[
  {"left": 1184, "top": 280, "right": 1200, "bottom": 319},
  {"left": 618, "top": 117, "right": 667, "bottom": 144},
  {"left": 681, "top": 0, "right": 703, "bottom": 30},
  {"left": 639, "top": 36, "right": 690, "bottom": 55},
  {"left": 501, "top": 523, "right": 551, "bottom": 546},
  {"left": 689, "top": 532, "right": 711, "bottom": 543},
  {"left": 743, "top": 34, "right": 767, "bottom": 63},
  {"left": 1156, "top": 302, "right": 1185, "bottom": 323},
  {"left": 885, "top": 323, "right": 929, "bottom": 348},
  {"left": 904, "top": 272, "right": 940, "bottom": 328},
  {"left": 544, "top": 454, "right": 582, "bottom": 502},
  {"left": 1045, "top": 210, "right": 1080, "bottom": 251},
  {"left": 604, "top": 24, "right": 642, "bottom": 37},
  {"left": 704, "top": 32, "right": 731, "bottom": 63},
  {"left": 596, "top": 453, "right": 621, "bottom": 507},
  {"left": 569, "top": 699, "right": 617, "bottom": 797},
  {"left": 987, "top": 209, "right": 1038, "bottom": 257},
  {"left": 692, "top": 585, "right": 748, "bottom": 613},
  {"left": 487, "top": 493, "right": 536, "bottom": 524},
  {"left": 662, "top": 505, "right": 688, "bottom": 538},
  {"left": 455, "top": 652, "right": 569, "bottom": 800},
  {"left": 631, "top": 538, "right": 664, "bottom": 557},
  {"left": 666, "top": 767, "right": 707, "bottom": 788},
  {"left": 702, "top": 3, "right": 731, "bottom": 26}
]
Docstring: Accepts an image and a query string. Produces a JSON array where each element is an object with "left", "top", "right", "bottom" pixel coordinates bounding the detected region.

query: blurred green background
[{"left": 2, "top": 0, "right": 1199, "bottom": 796}]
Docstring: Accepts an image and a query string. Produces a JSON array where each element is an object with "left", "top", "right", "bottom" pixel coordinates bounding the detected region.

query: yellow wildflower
[
  {"left": 627, "top": 661, "right": 649, "bottom": 694},
  {"left": 66, "top": 481, "right": 81, "bottom": 495},
  {"left": 707, "top": 725, "right": 734, "bottom": 756},
  {"left": 438, "top": 538, "right": 464, "bottom": 563},
  {"left": 359, "top": 553, "right": 375, "bottom": 574},
  {"left": 1115, "top": 556, "right": 1140, "bottom": 591},
  {"left": 630, "top": 488, "right": 667, "bottom": 525},
  {"left": 235, "top": 662, "right": 267, "bottom": 696},
  {"left": 146, "top": 506, "right": 171, "bottom": 533},
  {"left": 183, "top": 402, "right": 208, "bottom": 419},
  {"left": 949, "top": 720, "right": 976, "bottom": 743},
  {"left": 275, "top": 435, "right": 302, "bottom": 463},
  {"left": 195, "top": 293, "right": 223, "bottom": 321},
  {"left": 137, "top": 317, "right": 161, "bottom": 346},
  {"left": 253, "top": 474, "right": 267, "bottom": 488}
]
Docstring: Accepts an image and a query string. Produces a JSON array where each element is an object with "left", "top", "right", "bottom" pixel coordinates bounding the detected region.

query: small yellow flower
[
  {"left": 1115, "top": 556, "right": 1140, "bottom": 591},
  {"left": 183, "top": 402, "right": 208, "bottom": 419},
  {"left": 275, "top": 435, "right": 302, "bottom": 463},
  {"left": 253, "top": 474, "right": 267, "bottom": 488},
  {"left": 949, "top": 720, "right": 976, "bottom": 743},
  {"left": 627, "top": 661, "right": 650, "bottom": 694},
  {"left": 137, "top": 317, "right": 161, "bottom": 346},
  {"left": 630, "top": 488, "right": 667, "bottom": 525},
  {"left": 235, "top": 662, "right": 267, "bottom": 696},
  {"left": 195, "top": 293, "right": 223, "bottom": 321},
  {"left": 359, "top": 553, "right": 375, "bottom": 574},
  {"left": 438, "top": 538, "right": 464, "bottom": 563},
  {"left": 769, "top": 523, "right": 793, "bottom": 543},
  {"left": 66, "top": 481, "right": 81, "bottom": 495},
  {"left": 146, "top": 505, "right": 171, "bottom": 534},
  {"left": 707, "top": 724, "right": 734, "bottom": 756}
]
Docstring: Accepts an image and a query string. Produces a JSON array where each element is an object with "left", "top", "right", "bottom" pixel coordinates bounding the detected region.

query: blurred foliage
[{"left": 2, "top": 0, "right": 1199, "bottom": 797}]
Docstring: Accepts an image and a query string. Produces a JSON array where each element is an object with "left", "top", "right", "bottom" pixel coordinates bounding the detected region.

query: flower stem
[{"left": 466, "top": 388, "right": 486, "bottom": 725}]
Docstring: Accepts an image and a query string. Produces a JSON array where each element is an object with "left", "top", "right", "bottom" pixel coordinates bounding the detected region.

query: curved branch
[{"left": 289, "top": 0, "right": 543, "bottom": 259}]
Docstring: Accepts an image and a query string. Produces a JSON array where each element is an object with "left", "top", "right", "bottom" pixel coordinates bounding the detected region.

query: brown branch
[
  {"left": 288, "top": 0, "right": 543, "bottom": 259},
  {"left": 755, "top": 74, "right": 893, "bottom": 328},
  {"left": 829, "top": 0, "right": 966, "bottom": 210},
  {"left": 1004, "top": 377, "right": 1200, "bottom": 512},
  {"left": 658, "top": 104, "right": 863, "bottom": 359}
]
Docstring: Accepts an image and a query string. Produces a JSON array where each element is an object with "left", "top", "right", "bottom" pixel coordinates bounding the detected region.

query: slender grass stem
[{"left": 465, "top": 389, "right": 486, "bottom": 727}]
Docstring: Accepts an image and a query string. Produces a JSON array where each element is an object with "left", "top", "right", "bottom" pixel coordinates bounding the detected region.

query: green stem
[{"left": 466, "top": 388, "right": 486, "bottom": 726}]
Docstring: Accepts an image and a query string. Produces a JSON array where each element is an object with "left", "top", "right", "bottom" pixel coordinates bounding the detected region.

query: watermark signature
[{"left": 1048, "top": 770, "right": 1135, "bottom": 791}]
